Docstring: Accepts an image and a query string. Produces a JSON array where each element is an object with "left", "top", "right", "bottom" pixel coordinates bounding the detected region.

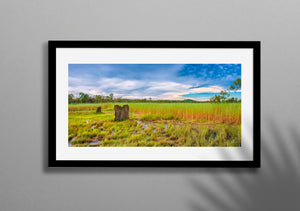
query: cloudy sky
[{"left": 68, "top": 64, "right": 241, "bottom": 101}]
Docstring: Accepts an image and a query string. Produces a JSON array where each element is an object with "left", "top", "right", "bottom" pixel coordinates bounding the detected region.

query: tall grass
[
  {"left": 68, "top": 103, "right": 241, "bottom": 147},
  {"left": 69, "top": 102, "right": 241, "bottom": 124}
]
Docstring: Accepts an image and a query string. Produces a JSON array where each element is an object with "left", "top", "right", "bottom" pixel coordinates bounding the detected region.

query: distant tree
[
  {"left": 225, "top": 97, "right": 239, "bottom": 103},
  {"left": 109, "top": 93, "right": 114, "bottom": 102},
  {"left": 115, "top": 97, "right": 122, "bottom": 102},
  {"left": 68, "top": 94, "right": 74, "bottom": 104},
  {"left": 79, "top": 92, "right": 89, "bottom": 103},
  {"left": 229, "top": 78, "right": 241, "bottom": 92},
  {"left": 95, "top": 95, "right": 103, "bottom": 103},
  {"left": 220, "top": 90, "right": 230, "bottom": 102},
  {"left": 104, "top": 96, "right": 110, "bottom": 102},
  {"left": 87, "top": 96, "right": 95, "bottom": 103},
  {"left": 210, "top": 94, "right": 221, "bottom": 103}
]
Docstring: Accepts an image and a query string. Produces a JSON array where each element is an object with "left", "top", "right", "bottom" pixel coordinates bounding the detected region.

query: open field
[{"left": 68, "top": 103, "right": 241, "bottom": 147}]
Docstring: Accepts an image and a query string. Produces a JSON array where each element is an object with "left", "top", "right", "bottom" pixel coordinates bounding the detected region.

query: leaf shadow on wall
[{"left": 187, "top": 117, "right": 300, "bottom": 211}]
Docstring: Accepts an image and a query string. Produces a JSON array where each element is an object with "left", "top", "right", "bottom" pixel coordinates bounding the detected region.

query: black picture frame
[{"left": 49, "top": 41, "right": 260, "bottom": 167}]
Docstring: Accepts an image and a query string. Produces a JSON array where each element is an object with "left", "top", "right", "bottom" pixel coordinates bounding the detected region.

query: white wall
[{"left": 0, "top": 0, "right": 299, "bottom": 210}]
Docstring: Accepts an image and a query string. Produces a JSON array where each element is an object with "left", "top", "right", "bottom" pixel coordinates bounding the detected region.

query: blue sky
[{"left": 69, "top": 64, "right": 241, "bottom": 101}]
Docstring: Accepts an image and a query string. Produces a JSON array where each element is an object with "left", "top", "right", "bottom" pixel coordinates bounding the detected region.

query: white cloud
[
  {"left": 68, "top": 86, "right": 105, "bottom": 97},
  {"left": 146, "top": 81, "right": 190, "bottom": 92},
  {"left": 189, "top": 85, "right": 224, "bottom": 93},
  {"left": 69, "top": 77, "right": 228, "bottom": 101},
  {"left": 97, "top": 78, "right": 145, "bottom": 91}
]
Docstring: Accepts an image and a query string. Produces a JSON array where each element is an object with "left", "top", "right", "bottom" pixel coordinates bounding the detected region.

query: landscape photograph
[{"left": 68, "top": 64, "right": 241, "bottom": 147}]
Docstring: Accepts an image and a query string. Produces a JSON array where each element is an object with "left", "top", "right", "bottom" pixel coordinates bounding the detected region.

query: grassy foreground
[{"left": 68, "top": 103, "right": 241, "bottom": 147}]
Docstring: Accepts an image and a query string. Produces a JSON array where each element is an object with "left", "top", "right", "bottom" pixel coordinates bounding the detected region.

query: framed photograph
[{"left": 49, "top": 41, "right": 260, "bottom": 167}]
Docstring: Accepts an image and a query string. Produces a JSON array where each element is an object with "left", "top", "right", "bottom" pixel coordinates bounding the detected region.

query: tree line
[
  {"left": 69, "top": 93, "right": 118, "bottom": 104},
  {"left": 68, "top": 93, "right": 202, "bottom": 104}
]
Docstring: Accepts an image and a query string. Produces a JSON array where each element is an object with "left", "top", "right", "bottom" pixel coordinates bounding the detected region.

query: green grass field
[{"left": 68, "top": 103, "right": 241, "bottom": 147}]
